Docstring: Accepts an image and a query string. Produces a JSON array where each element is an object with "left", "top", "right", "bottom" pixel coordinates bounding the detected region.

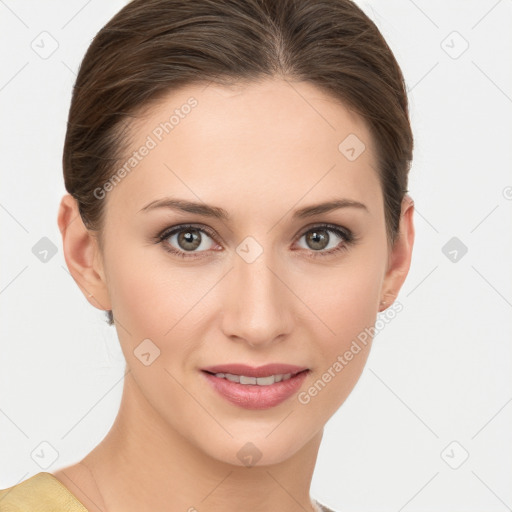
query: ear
[
  {"left": 57, "top": 193, "right": 111, "bottom": 312},
  {"left": 379, "top": 194, "right": 415, "bottom": 311}
]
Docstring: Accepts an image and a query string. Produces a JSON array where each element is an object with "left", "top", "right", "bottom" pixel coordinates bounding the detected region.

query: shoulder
[{"left": 0, "top": 472, "right": 88, "bottom": 511}]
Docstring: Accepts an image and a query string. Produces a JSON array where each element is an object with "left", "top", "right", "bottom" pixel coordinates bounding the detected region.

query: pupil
[
  {"left": 179, "top": 229, "right": 201, "bottom": 250},
  {"left": 308, "top": 230, "right": 328, "bottom": 250}
]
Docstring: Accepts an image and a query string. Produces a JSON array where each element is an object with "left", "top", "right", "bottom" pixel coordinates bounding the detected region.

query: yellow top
[
  {"left": 0, "top": 471, "right": 336, "bottom": 512},
  {"left": 0, "top": 472, "right": 88, "bottom": 511}
]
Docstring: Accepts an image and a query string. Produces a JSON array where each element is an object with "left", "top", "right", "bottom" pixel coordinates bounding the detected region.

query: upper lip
[{"left": 201, "top": 364, "right": 309, "bottom": 378}]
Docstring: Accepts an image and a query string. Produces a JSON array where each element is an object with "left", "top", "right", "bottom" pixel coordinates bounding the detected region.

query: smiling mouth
[{"left": 201, "top": 366, "right": 311, "bottom": 410}]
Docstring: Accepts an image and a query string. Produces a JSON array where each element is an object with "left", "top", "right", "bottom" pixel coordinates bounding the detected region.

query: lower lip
[{"left": 201, "top": 370, "right": 310, "bottom": 410}]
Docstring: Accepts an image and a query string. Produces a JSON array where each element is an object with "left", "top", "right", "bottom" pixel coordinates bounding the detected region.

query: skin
[{"left": 54, "top": 78, "right": 414, "bottom": 512}]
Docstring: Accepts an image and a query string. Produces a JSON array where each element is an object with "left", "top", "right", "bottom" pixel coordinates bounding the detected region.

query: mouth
[
  {"left": 200, "top": 363, "right": 309, "bottom": 384},
  {"left": 200, "top": 364, "right": 311, "bottom": 409}
]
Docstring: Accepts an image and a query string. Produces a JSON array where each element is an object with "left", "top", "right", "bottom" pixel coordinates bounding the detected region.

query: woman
[{"left": 0, "top": 0, "right": 414, "bottom": 510}]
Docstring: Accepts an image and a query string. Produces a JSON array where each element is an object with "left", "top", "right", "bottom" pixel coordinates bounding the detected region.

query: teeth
[
  {"left": 239, "top": 375, "right": 257, "bottom": 385},
  {"left": 215, "top": 372, "right": 296, "bottom": 386}
]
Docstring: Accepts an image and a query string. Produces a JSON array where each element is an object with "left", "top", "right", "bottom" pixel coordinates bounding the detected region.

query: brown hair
[{"left": 63, "top": 0, "right": 413, "bottom": 326}]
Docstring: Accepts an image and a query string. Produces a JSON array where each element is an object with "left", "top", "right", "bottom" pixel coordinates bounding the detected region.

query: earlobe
[
  {"left": 379, "top": 194, "right": 415, "bottom": 311},
  {"left": 57, "top": 193, "right": 111, "bottom": 312}
]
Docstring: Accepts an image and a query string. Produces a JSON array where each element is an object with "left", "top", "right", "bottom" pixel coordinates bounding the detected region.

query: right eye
[{"left": 157, "top": 224, "right": 220, "bottom": 258}]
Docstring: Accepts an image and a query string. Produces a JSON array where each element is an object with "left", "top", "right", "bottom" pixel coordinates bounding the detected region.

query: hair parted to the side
[{"left": 62, "top": 0, "right": 413, "bottom": 327}]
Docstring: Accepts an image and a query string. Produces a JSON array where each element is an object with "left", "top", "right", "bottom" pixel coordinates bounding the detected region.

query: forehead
[{"left": 104, "top": 79, "right": 382, "bottom": 223}]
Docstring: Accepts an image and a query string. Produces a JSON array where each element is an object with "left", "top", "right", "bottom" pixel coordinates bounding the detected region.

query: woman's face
[{"left": 87, "top": 79, "right": 408, "bottom": 466}]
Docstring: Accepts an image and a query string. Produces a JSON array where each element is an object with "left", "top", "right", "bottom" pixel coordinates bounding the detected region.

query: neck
[{"left": 83, "top": 371, "right": 323, "bottom": 512}]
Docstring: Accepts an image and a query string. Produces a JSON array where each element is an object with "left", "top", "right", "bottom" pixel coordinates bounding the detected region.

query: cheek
[
  {"left": 304, "top": 250, "right": 385, "bottom": 345},
  {"left": 294, "top": 257, "right": 384, "bottom": 420},
  {"left": 328, "top": 265, "right": 382, "bottom": 340},
  {"left": 103, "top": 240, "right": 178, "bottom": 340},
  {"left": 104, "top": 242, "right": 217, "bottom": 354},
  {"left": 306, "top": 243, "right": 386, "bottom": 383}
]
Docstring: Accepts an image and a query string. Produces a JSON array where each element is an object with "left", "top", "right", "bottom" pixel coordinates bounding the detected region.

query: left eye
[{"left": 296, "top": 227, "right": 347, "bottom": 252}]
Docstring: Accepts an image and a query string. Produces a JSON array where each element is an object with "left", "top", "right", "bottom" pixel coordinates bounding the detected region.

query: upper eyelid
[{"left": 160, "top": 224, "right": 218, "bottom": 242}]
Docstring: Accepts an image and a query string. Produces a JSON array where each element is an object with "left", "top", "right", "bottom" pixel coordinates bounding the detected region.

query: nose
[{"left": 220, "top": 252, "right": 294, "bottom": 349}]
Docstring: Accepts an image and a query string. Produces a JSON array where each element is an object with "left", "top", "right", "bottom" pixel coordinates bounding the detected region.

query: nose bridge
[{"left": 221, "top": 244, "right": 293, "bottom": 347}]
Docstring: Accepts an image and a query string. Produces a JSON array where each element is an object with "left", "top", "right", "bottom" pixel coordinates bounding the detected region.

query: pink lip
[
  {"left": 201, "top": 363, "right": 308, "bottom": 378},
  {"left": 200, "top": 365, "right": 310, "bottom": 410}
]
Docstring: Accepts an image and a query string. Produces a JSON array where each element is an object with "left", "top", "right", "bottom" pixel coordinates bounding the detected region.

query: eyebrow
[{"left": 138, "top": 197, "right": 369, "bottom": 220}]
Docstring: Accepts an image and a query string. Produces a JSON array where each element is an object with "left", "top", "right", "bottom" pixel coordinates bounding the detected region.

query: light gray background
[{"left": 1, "top": 1, "right": 511, "bottom": 511}]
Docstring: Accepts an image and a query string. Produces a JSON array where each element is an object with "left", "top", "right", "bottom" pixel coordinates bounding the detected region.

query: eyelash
[{"left": 155, "top": 223, "right": 357, "bottom": 260}]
